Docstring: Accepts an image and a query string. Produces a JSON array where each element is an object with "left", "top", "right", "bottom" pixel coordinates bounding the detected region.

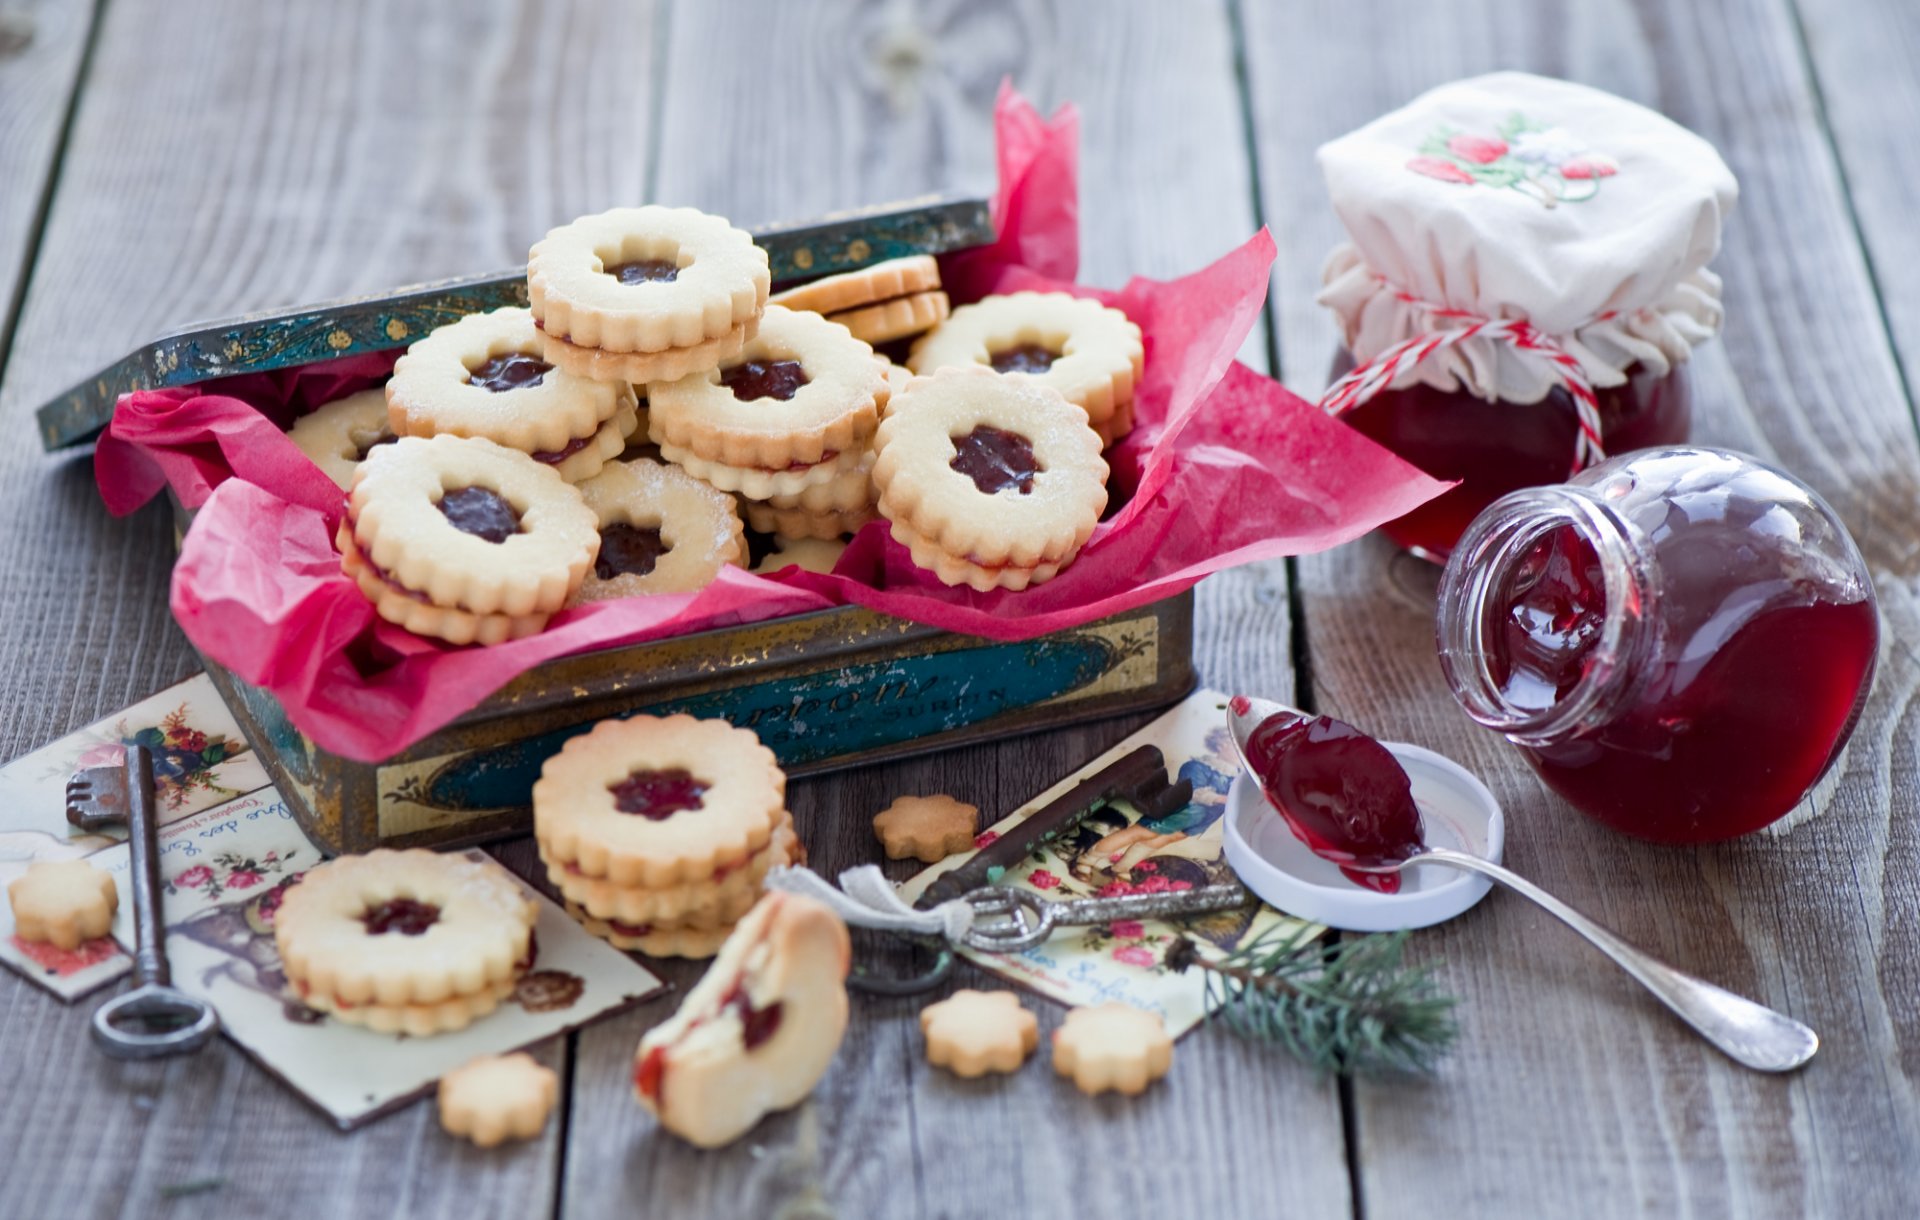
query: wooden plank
[
  {"left": 0, "top": 2, "right": 661, "bottom": 1217},
  {"left": 1241, "top": 0, "right": 1920, "bottom": 1215},
  {"left": 557, "top": 3, "right": 1337, "bottom": 1218},
  {"left": 0, "top": 0, "right": 94, "bottom": 363}
]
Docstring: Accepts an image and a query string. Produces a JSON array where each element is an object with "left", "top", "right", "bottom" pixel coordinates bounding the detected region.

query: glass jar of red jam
[
  {"left": 1435, "top": 447, "right": 1878, "bottom": 843},
  {"left": 1330, "top": 351, "right": 1692, "bottom": 560}
]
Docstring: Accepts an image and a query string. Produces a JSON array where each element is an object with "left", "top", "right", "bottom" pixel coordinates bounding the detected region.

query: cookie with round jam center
[
  {"left": 989, "top": 343, "right": 1058, "bottom": 375},
  {"left": 468, "top": 352, "right": 553, "bottom": 393},
  {"left": 360, "top": 897, "right": 441, "bottom": 936},
  {"left": 596, "top": 523, "right": 670, "bottom": 579},
  {"left": 438, "top": 486, "right": 522, "bottom": 543},
  {"left": 950, "top": 424, "right": 1039, "bottom": 495},
  {"left": 606, "top": 258, "right": 680, "bottom": 285},
  {"left": 609, "top": 767, "right": 710, "bottom": 819},
  {"left": 720, "top": 359, "right": 810, "bottom": 403}
]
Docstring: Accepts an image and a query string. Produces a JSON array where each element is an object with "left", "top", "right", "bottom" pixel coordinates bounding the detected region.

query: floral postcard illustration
[
  {"left": 91, "top": 799, "right": 668, "bottom": 1129},
  {"left": 899, "top": 688, "right": 1317, "bottom": 1037},
  {"left": 0, "top": 673, "right": 271, "bottom": 1001}
]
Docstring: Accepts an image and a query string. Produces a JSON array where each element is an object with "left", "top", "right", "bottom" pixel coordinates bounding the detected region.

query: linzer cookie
[
  {"left": 772, "top": 254, "right": 950, "bottom": 345},
  {"left": 569, "top": 458, "right": 745, "bottom": 603},
  {"left": 532, "top": 715, "right": 785, "bottom": 889},
  {"left": 632, "top": 891, "right": 852, "bottom": 1148},
  {"left": 530, "top": 206, "right": 770, "bottom": 383},
  {"left": 543, "top": 813, "right": 798, "bottom": 927},
  {"left": 387, "top": 307, "right": 638, "bottom": 483},
  {"left": 739, "top": 451, "right": 876, "bottom": 540},
  {"left": 274, "top": 849, "right": 539, "bottom": 1036},
  {"left": 343, "top": 435, "right": 599, "bottom": 644},
  {"left": 648, "top": 304, "right": 886, "bottom": 475},
  {"left": 288, "top": 388, "right": 395, "bottom": 490},
  {"left": 659, "top": 442, "right": 867, "bottom": 500},
  {"left": 910, "top": 292, "right": 1143, "bottom": 442},
  {"left": 872, "top": 366, "right": 1107, "bottom": 591}
]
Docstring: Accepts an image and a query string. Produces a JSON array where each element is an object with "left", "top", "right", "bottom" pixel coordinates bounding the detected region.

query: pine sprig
[{"left": 1168, "top": 923, "right": 1459, "bottom": 1076}]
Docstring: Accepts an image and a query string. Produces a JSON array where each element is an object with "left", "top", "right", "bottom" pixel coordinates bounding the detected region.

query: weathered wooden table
[{"left": 2, "top": 1, "right": 1917, "bottom": 1216}]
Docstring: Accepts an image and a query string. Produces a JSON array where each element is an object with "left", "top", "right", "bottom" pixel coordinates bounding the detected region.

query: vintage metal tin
[
  {"left": 199, "top": 593, "right": 1195, "bottom": 856},
  {"left": 65, "top": 191, "right": 1199, "bottom": 854}
]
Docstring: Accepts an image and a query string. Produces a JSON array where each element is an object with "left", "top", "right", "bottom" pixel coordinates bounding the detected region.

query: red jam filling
[
  {"left": 608, "top": 767, "right": 709, "bottom": 819},
  {"left": 437, "top": 485, "right": 521, "bottom": 543},
  {"left": 722, "top": 983, "right": 784, "bottom": 1050},
  {"left": 606, "top": 258, "right": 680, "bottom": 285},
  {"left": 468, "top": 352, "right": 553, "bottom": 393},
  {"left": 721, "top": 359, "right": 810, "bottom": 402},
  {"left": 1333, "top": 354, "right": 1691, "bottom": 560},
  {"left": 636, "top": 1044, "right": 669, "bottom": 1101},
  {"left": 1239, "top": 706, "right": 1424, "bottom": 894},
  {"left": 359, "top": 897, "right": 441, "bottom": 936},
  {"left": 595, "top": 523, "right": 669, "bottom": 579},
  {"left": 1490, "top": 525, "right": 1878, "bottom": 843},
  {"left": 531, "top": 432, "right": 596, "bottom": 465},
  {"left": 950, "top": 424, "right": 1039, "bottom": 495},
  {"left": 363, "top": 553, "right": 433, "bottom": 603},
  {"left": 989, "top": 343, "right": 1058, "bottom": 374}
]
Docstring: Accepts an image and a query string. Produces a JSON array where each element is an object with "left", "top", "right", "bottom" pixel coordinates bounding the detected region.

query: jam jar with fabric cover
[
  {"left": 1434, "top": 446, "right": 1878, "bottom": 844},
  {"left": 1316, "top": 72, "right": 1739, "bottom": 560}
]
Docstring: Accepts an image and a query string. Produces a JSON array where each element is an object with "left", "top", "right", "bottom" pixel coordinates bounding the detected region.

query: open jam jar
[{"left": 1435, "top": 447, "right": 1878, "bottom": 843}]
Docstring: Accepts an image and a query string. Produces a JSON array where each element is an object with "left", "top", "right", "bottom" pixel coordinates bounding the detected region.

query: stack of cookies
[
  {"left": 533, "top": 715, "right": 802, "bottom": 960},
  {"left": 274, "top": 849, "right": 541, "bottom": 1036}
]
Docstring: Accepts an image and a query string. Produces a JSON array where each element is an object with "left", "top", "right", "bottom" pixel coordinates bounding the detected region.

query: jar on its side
[{"left": 1435, "top": 447, "right": 1878, "bottom": 843}]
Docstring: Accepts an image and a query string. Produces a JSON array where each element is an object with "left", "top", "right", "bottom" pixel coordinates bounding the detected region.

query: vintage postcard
[
  {"left": 0, "top": 673, "right": 270, "bottom": 1000},
  {"left": 91, "top": 797, "right": 669, "bottom": 1129},
  {"left": 899, "top": 688, "right": 1317, "bottom": 1037}
]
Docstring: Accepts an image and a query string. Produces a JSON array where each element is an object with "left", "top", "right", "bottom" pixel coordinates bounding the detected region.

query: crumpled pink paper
[{"left": 98, "top": 84, "right": 1447, "bottom": 763}]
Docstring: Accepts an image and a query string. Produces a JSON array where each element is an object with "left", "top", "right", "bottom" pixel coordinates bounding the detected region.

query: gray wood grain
[
  {"left": 558, "top": 3, "right": 1334, "bottom": 1219},
  {"left": 0, "top": 2, "right": 661, "bottom": 1217},
  {"left": 1241, "top": 0, "right": 1920, "bottom": 1216}
]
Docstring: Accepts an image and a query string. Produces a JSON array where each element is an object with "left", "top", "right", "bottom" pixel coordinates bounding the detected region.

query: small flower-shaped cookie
[
  {"left": 8, "top": 860, "right": 117, "bottom": 951},
  {"left": 921, "top": 989, "right": 1038, "bottom": 1078},
  {"left": 1051, "top": 1001, "right": 1174, "bottom": 1096},
  {"left": 438, "top": 1052, "right": 559, "bottom": 1148},
  {"left": 872, "top": 794, "right": 979, "bottom": 863}
]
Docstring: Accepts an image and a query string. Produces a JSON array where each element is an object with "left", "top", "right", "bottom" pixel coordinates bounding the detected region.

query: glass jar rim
[{"left": 1434, "top": 486, "right": 1654, "bottom": 746}]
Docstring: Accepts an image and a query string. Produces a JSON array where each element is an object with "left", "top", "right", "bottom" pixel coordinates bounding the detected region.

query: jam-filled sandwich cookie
[
  {"left": 749, "top": 535, "right": 849, "bottom": 576},
  {"left": 545, "top": 812, "right": 798, "bottom": 932},
  {"left": 910, "top": 292, "right": 1143, "bottom": 444},
  {"left": 288, "top": 388, "right": 395, "bottom": 490},
  {"left": 740, "top": 451, "right": 876, "bottom": 540},
  {"left": 650, "top": 305, "right": 888, "bottom": 499},
  {"left": 771, "top": 254, "right": 950, "bottom": 346},
  {"left": 1052, "top": 1001, "right": 1174, "bottom": 1096},
  {"left": 387, "top": 307, "right": 639, "bottom": 483},
  {"left": 439, "top": 1053, "right": 559, "bottom": 1148},
  {"left": 632, "top": 891, "right": 852, "bottom": 1148},
  {"left": 873, "top": 366, "right": 1107, "bottom": 592},
  {"left": 921, "top": 989, "right": 1039, "bottom": 1078},
  {"left": 530, "top": 206, "right": 770, "bottom": 384},
  {"left": 343, "top": 435, "right": 600, "bottom": 645},
  {"left": 7, "top": 860, "right": 117, "bottom": 951},
  {"left": 534, "top": 714, "right": 786, "bottom": 891},
  {"left": 569, "top": 458, "right": 745, "bottom": 603},
  {"left": 274, "top": 849, "right": 539, "bottom": 1037},
  {"left": 873, "top": 793, "right": 979, "bottom": 863}
]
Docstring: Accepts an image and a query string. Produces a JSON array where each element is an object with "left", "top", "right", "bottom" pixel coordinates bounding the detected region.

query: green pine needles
[{"left": 1168, "top": 922, "right": 1459, "bottom": 1076}]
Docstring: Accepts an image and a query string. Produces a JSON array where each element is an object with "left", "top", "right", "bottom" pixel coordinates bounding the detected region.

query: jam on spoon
[{"left": 1233, "top": 699, "right": 1424, "bottom": 894}]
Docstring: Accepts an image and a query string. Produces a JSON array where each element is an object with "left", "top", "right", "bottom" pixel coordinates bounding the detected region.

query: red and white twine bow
[{"left": 1318, "top": 302, "right": 1610, "bottom": 476}]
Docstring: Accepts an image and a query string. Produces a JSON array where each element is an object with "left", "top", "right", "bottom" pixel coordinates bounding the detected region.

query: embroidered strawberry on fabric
[{"left": 1407, "top": 112, "right": 1618, "bottom": 206}]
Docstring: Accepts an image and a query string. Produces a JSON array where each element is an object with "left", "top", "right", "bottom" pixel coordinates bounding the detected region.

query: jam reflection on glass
[
  {"left": 989, "top": 343, "right": 1059, "bottom": 375},
  {"left": 608, "top": 767, "right": 709, "bottom": 819},
  {"left": 438, "top": 485, "right": 522, "bottom": 543},
  {"left": 950, "top": 424, "right": 1040, "bottom": 495},
  {"left": 359, "top": 897, "right": 440, "bottom": 936},
  {"left": 596, "top": 523, "right": 670, "bottom": 579},
  {"left": 1441, "top": 447, "right": 1880, "bottom": 843},
  {"left": 1238, "top": 705, "right": 1424, "bottom": 894},
  {"left": 721, "top": 359, "right": 809, "bottom": 402},
  {"left": 1331, "top": 351, "right": 1691, "bottom": 561},
  {"left": 606, "top": 258, "right": 680, "bottom": 285},
  {"left": 468, "top": 352, "right": 553, "bottom": 393}
]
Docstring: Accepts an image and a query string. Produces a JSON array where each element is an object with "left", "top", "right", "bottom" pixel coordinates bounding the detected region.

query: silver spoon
[{"left": 1225, "top": 695, "right": 1819, "bottom": 1073}]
